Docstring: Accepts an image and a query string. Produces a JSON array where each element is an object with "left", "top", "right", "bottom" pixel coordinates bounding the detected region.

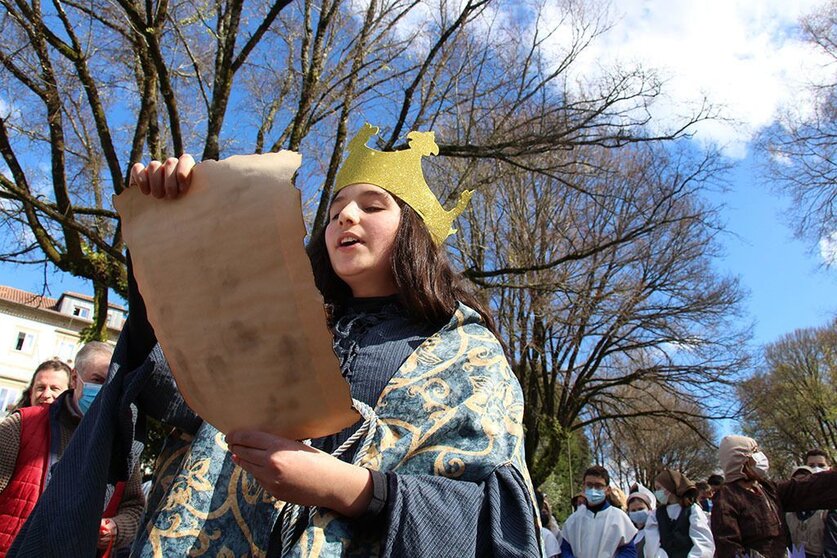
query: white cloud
[
  {"left": 819, "top": 231, "right": 837, "bottom": 265},
  {"left": 538, "top": 0, "right": 836, "bottom": 157},
  {"left": 346, "top": 0, "right": 834, "bottom": 157}
]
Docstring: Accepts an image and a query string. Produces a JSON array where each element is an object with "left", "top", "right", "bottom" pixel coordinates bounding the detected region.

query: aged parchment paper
[{"left": 113, "top": 152, "right": 358, "bottom": 439}]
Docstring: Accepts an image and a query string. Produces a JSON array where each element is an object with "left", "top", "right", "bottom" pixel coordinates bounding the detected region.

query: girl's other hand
[{"left": 226, "top": 430, "right": 373, "bottom": 518}]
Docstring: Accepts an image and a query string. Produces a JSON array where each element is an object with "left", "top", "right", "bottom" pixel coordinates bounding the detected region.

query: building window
[
  {"left": 14, "top": 332, "right": 35, "bottom": 353},
  {"left": 72, "top": 305, "right": 91, "bottom": 318},
  {"left": 0, "top": 387, "right": 21, "bottom": 415},
  {"left": 55, "top": 334, "right": 78, "bottom": 362}
]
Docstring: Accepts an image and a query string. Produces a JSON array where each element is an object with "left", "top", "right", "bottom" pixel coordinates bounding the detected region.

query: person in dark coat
[{"left": 711, "top": 435, "right": 837, "bottom": 558}]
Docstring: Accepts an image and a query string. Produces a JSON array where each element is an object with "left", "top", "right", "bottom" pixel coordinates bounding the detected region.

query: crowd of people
[
  {"left": 0, "top": 344, "right": 143, "bottom": 557},
  {"left": 535, "top": 447, "right": 836, "bottom": 558},
  {"left": 0, "top": 123, "right": 835, "bottom": 557},
  {"left": 2, "top": 357, "right": 835, "bottom": 558}
]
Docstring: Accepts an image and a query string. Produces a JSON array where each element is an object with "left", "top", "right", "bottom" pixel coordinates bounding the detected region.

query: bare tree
[
  {"left": 451, "top": 141, "right": 749, "bottom": 485},
  {"left": 0, "top": 0, "right": 293, "bottom": 338},
  {"left": 0, "top": 0, "right": 749, "bottom": 479},
  {"left": 0, "top": 0, "right": 709, "bottom": 342},
  {"left": 760, "top": 1, "right": 837, "bottom": 254},
  {"left": 596, "top": 383, "right": 718, "bottom": 487},
  {"left": 739, "top": 319, "right": 837, "bottom": 476}
]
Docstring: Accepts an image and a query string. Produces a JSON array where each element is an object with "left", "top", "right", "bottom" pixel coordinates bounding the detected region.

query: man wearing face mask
[
  {"left": 561, "top": 465, "right": 638, "bottom": 558},
  {"left": 711, "top": 435, "right": 837, "bottom": 558},
  {"left": 801, "top": 449, "right": 837, "bottom": 558},
  {"left": 0, "top": 342, "right": 144, "bottom": 557}
]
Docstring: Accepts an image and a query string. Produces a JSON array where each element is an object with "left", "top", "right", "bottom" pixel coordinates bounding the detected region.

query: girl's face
[{"left": 325, "top": 183, "right": 402, "bottom": 297}]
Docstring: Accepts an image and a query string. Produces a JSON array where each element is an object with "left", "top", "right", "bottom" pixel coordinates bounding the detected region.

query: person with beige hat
[{"left": 711, "top": 435, "right": 837, "bottom": 558}]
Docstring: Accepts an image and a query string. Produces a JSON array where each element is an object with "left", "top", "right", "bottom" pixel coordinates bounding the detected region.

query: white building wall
[
  {"left": 0, "top": 299, "right": 121, "bottom": 414},
  {"left": 0, "top": 312, "right": 76, "bottom": 385}
]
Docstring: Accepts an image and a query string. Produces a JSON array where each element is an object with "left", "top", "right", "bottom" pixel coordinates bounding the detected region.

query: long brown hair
[{"left": 308, "top": 198, "right": 500, "bottom": 339}]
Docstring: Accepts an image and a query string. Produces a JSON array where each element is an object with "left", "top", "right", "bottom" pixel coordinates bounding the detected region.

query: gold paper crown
[{"left": 334, "top": 123, "right": 473, "bottom": 244}]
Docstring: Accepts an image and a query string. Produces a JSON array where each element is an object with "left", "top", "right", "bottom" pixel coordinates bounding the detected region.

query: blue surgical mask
[
  {"left": 654, "top": 488, "right": 669, "bottom": 504},
  {"left": 629, "top": 510, "right": 649, "bottom": 527},
  {"left": 585, "top": 487, "right": 606, "bottom": 506},
  {"left": 77, "top": 381, "right": 102, "bottom": 415}
]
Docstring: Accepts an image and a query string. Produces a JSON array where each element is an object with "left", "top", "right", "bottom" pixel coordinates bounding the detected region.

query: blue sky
[
  {"left": 0, "top": 0, "right": 834, "bottom": 452},
  {"left": 540, "top": 0, "right": 837, "bottom": 349},
  {"left": 713, "top": 157, "right": 835, "bottom": 348}
]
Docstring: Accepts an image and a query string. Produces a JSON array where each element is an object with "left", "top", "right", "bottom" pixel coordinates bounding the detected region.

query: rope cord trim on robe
[{"left": 279, "top": 398, "right": 379, "bottom": 555}]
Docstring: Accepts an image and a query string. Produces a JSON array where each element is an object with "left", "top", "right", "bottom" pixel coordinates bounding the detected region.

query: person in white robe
[
  {"left": 627, "top": 489, "right": 655, "bottom": 556},
  {"left": 561, "top": 465, "right": 638, "bottom": 558},
  {"left": 644, "top": 469, "right": 714, "bottom": 558}
]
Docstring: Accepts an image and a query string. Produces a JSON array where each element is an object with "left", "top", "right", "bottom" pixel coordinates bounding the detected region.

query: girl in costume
[
  {"left": 228, "top": 123, "right": 541, "bottom": 556},
  {"left": 153, "top": 123, "right": 541, "bottom": 557},
  {"left": 11, "top": 124, "right": 541, "bottom": 558}
]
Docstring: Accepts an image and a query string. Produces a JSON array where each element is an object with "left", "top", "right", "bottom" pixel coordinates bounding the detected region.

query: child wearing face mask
[
  {"left": 560, "top": 465, "right": 638, "bottom": 558},
  {"left": 711, "top": 435, "right": 837, "bottom": 558},
  {"left": 643, "top": 469, "right": 714, "bottom": 558},
  {"left": 805, "top": 449, "right": 832, "bottom": 473},
  {"left": 627, "top": 491, "right": 655, "bottom": 557}
]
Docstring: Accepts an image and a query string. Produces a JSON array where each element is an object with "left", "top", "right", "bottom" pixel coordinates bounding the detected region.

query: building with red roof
[{"left": 0, "top": 285, "right": 125, "bottom": 413}]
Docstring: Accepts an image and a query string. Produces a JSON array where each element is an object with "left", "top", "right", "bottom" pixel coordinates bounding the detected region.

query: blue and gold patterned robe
[
  {"left": 137, "top": 304, "right": 540, "bottom": 557},
  {"left": 285, "top": 304, "right": 539, "bottom": 556}
]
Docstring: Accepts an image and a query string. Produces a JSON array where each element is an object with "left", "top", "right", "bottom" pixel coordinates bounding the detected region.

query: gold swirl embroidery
[
  {"left": 379, "top": 309, "right": 469, "bottom": 400},
  {"left": 190, "top": 527, "right": 223, "bottom": 555},
  {"left": 377, "top": 316, "right": 523, "bottom": 475},
  {"left": 462, "top": 346, "right": 507, "bottom": 371},
  {"left": 148, "top": 513, "right": 208, "bottom": 558},
  {"left": 146, "top": 435, "right": 272, "bottom": 557},
  {"left": 296, "top": 510, "right": 342, "bottom": 558},
  {"left": 146, "top": 440, "right": 191, "bottom": 509},
  {"left": 407, "top": 377, "right": 452, "bottom": 412},
  {"left": 434, "top": 455, "right": 466, "bottom": 477},
  {"left": 294, "top": 307, "right": 532, "bottom": 554}
]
